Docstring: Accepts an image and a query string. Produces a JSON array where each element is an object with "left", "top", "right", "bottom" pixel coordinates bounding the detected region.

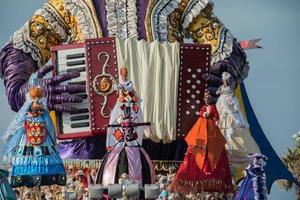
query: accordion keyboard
[{"left": 56, "top": 47, "right": 90, "bottom": 134}]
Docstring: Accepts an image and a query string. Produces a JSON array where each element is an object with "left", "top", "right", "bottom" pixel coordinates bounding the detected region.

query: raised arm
[
  {"left": 0, "top": 42, "right": 37, "bottom": 111},
  {"left": 0, "top": 0, "right": 88, "bottom": 112},
  {"left": 182, "top": 2, "right": 249, "bottom": 97}
]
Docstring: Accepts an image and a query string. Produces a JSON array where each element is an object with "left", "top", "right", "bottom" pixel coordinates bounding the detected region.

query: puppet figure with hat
[
  {"left": 106, "top": 67, "right": 146, "bottom": 150},
  {"left": 2, "top": 73, "right": 66, "bottom": 188},
  {"left": 236, "top": 153, "right": 268, "bottom": 200},
  {"left": 169, "top": 90, "right": 232, "bottom": 195},
  {"left": 96, "top": 67, "right": 155, "bottom": 187},
  {"left": 157, "top": 175, "right": 169, "bottom": 200},
  {"left": 216, "top": 72, "right": 260, "bottom": 166}
]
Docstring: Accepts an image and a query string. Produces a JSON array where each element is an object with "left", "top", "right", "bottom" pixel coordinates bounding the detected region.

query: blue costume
[
  {"left": 158, "top": 190, "right": 168, "bottom": 199},
  {"left": 236, "top": 153, "right": 268, "bottom": 200},
  {"left": 3, "top": 74, "right": 66, "bottom": 188}
]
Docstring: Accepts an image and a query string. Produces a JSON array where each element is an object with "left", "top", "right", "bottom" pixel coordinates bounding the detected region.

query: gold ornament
[
  {"left": 145, "top": 0, "right": 158, "bottom": 42},
  {"left": 167, "top": 0, "right": 190, "bottom": 43},
  {"left": 29, "top": 14, "right": 62, "bottom": 64},
  {"left": 186, "top": 4, "right": 224, "bottom": 54}
]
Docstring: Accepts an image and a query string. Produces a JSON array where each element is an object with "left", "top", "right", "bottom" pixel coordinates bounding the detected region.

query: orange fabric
[
  {"left": 185, "top": 117, "right": 226, "bottom": 171},
  {"left": 185, "top": 117, "right": 207, "bottom": 169},
  {"left": 118, "top": 96, "right": 126, "bottom": 103},
  {"left": 106, "top": 146, "right": 114, "bottom": 151},
  {"left": 206, "top": 119, "right": 226, "bottom": 170},
  {"left": 169, "top": 150, "right": 233, "bottom": 194}
]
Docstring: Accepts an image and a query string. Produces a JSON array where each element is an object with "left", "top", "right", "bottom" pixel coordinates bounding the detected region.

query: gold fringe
[{"left": 63, "top": 159, "right": 182, "bottom": 172}]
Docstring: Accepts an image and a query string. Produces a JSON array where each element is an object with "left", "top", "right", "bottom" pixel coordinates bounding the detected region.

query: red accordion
[{"left": 51, "top": 37, "right": 210, "bottom": 140}]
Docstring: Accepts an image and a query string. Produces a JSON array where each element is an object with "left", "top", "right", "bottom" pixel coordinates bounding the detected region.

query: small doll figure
[
  {"left": 157, "top": 176, "right": 169, "bottom": 200},
  {"left": 89, "top": 168, "right": 98, "bottom": 185},
  {"left": 236, "top": 153, "right": 268, "bottom": 200},
  {"left": 118, "top": 173, "right": 132, "bottom": 185},
  {"left": 3, "top": 73, "right": 66, "bottom": 187},
  {"left": 97, "top": 102, "right": 155, "bottom": 187},
  {"left": 106, "top": 67, "right": 145, "bottom": 150},
  {"left": 216, "top": 72, "right": 260, "bottom": 166},
  {"left": 76, "top": 170, "right": 87, "bottom": 191},
  {"left": 116, "top": 67, "right": 139, "bottom": 110},
  {"left": 170, "top": 91, "right": 232, "bottom": 195},
  {"left": 168, "top": 192, "right": 181, "bottom": 200}
]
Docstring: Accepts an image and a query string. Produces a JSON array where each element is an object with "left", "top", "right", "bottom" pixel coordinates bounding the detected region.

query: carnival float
[{"left": 0, "top": 0, "right": 298, "bottom": 199}]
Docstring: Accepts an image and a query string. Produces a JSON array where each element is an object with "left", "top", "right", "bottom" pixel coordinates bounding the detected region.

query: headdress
[
  {"left": 222, "top": 71, "right": 231, "bottom": 80},
  {"left": 248, "top": 153, "right": 268, "bottom": 161},
  {"left": 222, "top": 72, "right": 234, "bottom": 86}
]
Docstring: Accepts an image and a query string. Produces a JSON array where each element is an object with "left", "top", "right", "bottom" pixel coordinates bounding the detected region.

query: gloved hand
[{"left": 20, "top": 64, "right": 86, "bottom": 113}]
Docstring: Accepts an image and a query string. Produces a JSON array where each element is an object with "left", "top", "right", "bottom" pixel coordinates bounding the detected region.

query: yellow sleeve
[
  {"left": 12, "top": 0, "right": 100, "bottom": 66},
  {"left": 183, "top": 3, "right": 234, "bottom": 65}
]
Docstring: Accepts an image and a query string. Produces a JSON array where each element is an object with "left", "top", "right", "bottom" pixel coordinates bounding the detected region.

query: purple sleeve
[
  {"left": 225, "top": 39, "right": 248, "bottom": 82},
  {"left": 0, "top": 41, "right": 37, "bottom": 111},
  {"left": 213, "top": 39, "right": 248, "bottom": 84}
]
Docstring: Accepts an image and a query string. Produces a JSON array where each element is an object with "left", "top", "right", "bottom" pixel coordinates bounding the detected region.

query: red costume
[{"left": 170, "top": 104, "right": 233, "bottom": 194}]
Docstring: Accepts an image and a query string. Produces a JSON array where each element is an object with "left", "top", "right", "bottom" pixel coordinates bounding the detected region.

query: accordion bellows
[{"left": 115, "top": 39, "right": 180, "bottom": 142}]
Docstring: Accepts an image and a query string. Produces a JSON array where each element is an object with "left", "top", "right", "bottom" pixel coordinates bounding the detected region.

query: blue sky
[{"left": 0, "top": 1, "right": 299, "bottom": 199}]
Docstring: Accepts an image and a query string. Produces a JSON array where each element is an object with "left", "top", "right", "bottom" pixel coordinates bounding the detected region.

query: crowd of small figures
[{"left": 11, "top": 166, "right": 237, "bottom": 200}]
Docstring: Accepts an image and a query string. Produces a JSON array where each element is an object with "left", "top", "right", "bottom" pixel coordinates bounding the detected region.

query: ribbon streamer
[{"left": 239, "top": 39, "right": 262, "bottom": 50}]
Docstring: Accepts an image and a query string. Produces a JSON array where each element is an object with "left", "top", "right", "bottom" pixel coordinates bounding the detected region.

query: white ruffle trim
[
  {"left": 12, "top": 5, "right": 70, "bottom": 66},
  {"left": 151, "top": 0, "right": 181, "bottom": 42},
  {"left": 182, "top": 0, "right": 211, "bottom": 29},
  {"left": 106, "top": 0, "right": 117, "bottom": 36},
  {"left": 64, "top": 0, "right": 98, "bottom": 39},
  {"left": 127, "top": 0, "right": 138, "bottom": 38},
  {"left": 35, "top": 7, "right": 68, "bottom": 42},
  {"left": 106, "top": 0, "right": 138, "bottom": 39},
  {"left": 13, "top": 22, "right": 42, "bottom": 66},
  {"left": 211, "top": 28, "right": 234, "bottom": 65}
]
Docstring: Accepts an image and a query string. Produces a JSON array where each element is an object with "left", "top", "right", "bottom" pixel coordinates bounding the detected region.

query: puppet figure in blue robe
[
  {"left": 3, "top": 73, "right": 66, "bottom": 188},
  {"left": 236, "top": 153, "right": 268, "bottom": 200}
]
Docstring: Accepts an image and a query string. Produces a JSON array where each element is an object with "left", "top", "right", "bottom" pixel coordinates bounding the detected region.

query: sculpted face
[
  {"left": 120, "top": 67, "right": 128, "bottom": 78},
  {"left": 98, "top": 77, "right": 111, "bottom": 92},
  {"left": 204, "top": 92, "right": 212, "bottom": 105},
  {"left": 30, "top": 100, "right": 44, "bottom": 113}
]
